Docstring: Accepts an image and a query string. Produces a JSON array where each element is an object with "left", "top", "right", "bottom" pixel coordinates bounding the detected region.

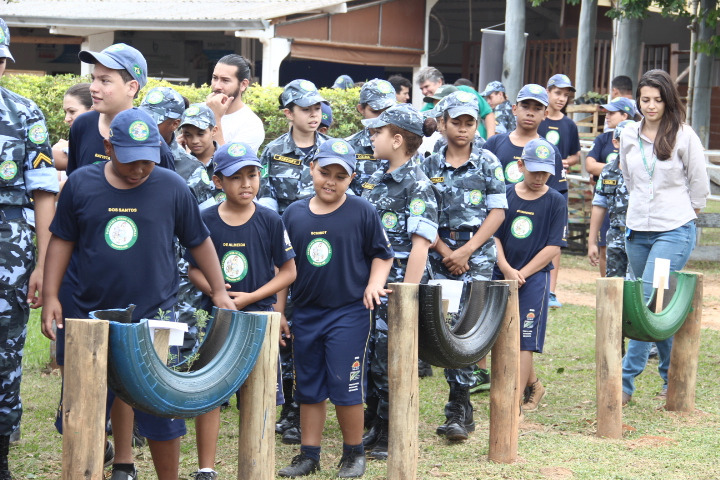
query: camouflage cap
[
  {"left": 314, "top": 138, "right": 356, "bottom": 175},
  {"left": 0, "top": 18, "right": 14, "bottom": 62},
  {"left": 359, "top": 79, "right": 397, "bottom": 111},
  {"left": 180, "top": 103, "right": 216, "bottom": 130},
  {"left": 362, "top": 103, "right": 424, "bottom": 137},
  {"left": 423, "top": 84, "right": 458, "bottom": 104},
  {"left": 441, "top": 91, "right": 480, "bottom": 119},
  {"left": 516, "top": 84, "right": 549, "bottom": 107},
  {"left": 479, "top": 81, "right": 505, "bottom": 97},
  {"left": 139, "top": 87, "right": 185, "bottom": 124},
  {"left": 521, "top": 138, "right": 555, "bottom": 174},
  {"left": 320, "top": 102, "right": 333, "bottom": 128},
  {"left": 79, "top": 43, "right": 148, "bottom": 89},
  {"left": 108, "top": 108, "right": 162, "bottom": 164},
  {"left": 280, "top": 79, "right": 328, "bottom": 109},
  {"left": 547, "top": 73, "right": 575, "bottom": 92},
  {"left": 332, "top": 74, "right": 355, "bottom": 90},
  {"left": 602, "top": 97, "right": 637, "bottom": 117},
  {"left": 613, "top": 119, "right": 635, "bottom": 141},
  {"left": 213, "top": 142, "right": 261, "bottom": 176}
]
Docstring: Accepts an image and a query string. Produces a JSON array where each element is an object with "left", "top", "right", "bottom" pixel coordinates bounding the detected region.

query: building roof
[{"left": 2, "top": 0, "right": 349, "bottom": 31}]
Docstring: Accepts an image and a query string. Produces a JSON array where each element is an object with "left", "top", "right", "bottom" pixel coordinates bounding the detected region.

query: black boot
[
  {"left": 0, "top": 434, "right": 11, "bottom": 480},
  {"left": 276, "top": 379, "right": 297, "bottom": 434},
  {"left": 366, "top": 420, "right": 388, "bottom": 460},
  {"left": 418, "top": 359, "right": 433, "bottom": 378},
  {"left": 436, "top": 383, "right": 455, "bottom": 436},
  {"left": 281, "top": 402, "right": 301, "bottom": 445},
  {"left": 362, "top": 421, "right": 382, "bottom": 450},
  {"left": 443, "top": 385, "right": 475, "bottom": 441}
]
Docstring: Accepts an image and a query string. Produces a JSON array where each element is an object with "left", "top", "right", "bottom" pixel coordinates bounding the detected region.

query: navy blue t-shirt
[
  {"left": 538, "top": 116, "right": 581, "bottom": 160},
  {"left": 484, "top": 133, "right": 567, "bottom": 193},
  {"left": 67, "top": 110, "right": 175, "bottom": 175},
  {"left": 493, "top": 184, "right": 568, "bottom": 276},
  {"left": 51, "top": 163, "right": 209, "bottom": 320},
  {"left": 282, "top": 195, "right": 394, "bottom": 309},
  {"left": 587, "top": 130, "right": 618, "bottom": 182},
  {"left": 185, "top": 203, "right": 296, "bottom": 312}
]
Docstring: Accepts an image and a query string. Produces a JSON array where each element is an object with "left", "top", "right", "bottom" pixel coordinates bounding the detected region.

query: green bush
[{"left": 0, "top": 75, "right": 365, "bottom": 150}]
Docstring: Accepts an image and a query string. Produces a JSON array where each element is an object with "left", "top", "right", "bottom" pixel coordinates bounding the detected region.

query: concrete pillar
[
  {"left": 259, "top": 37, "right": 291, "bottom": 87},
  {"left": 612, "top": 17, "right": 643, "bottom": 84},
  {"left": 80, "top": 32, "right": 115, "bottom": 77},
  {"left": 412, "top": 0, "right": 440, "bottom": 110},
  {"left": 574, "top": 0, "right": 597, "bottom": 97},
  {"left": 502, "top": 0, "right": 526, "bottom": 102},
  {"left": 691, "top": 0, "right": 713, "bottom": 146}
]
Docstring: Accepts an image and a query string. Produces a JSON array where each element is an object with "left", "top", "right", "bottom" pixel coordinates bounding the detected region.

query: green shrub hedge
[{"left": 0, "top": 75, "right": 364, "bottom": 149}]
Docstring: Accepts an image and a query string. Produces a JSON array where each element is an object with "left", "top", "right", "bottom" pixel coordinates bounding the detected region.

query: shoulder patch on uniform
[
  {"left": 29, "top": 124, "right": 48, "bottom": 144},
  {"left": 33, "top": 152, "right": 53, "bottom": 168},
  {"left": 409, "top": 198, "right": 426, "bottom": 215}
]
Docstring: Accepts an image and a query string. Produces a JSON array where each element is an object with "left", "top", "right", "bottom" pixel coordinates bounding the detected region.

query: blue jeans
[{"left": 621, "top": 221, "right": 696, "bottom": 396}]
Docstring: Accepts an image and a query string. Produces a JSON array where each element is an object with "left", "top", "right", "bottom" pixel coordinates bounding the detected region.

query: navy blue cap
[
  {"left": 0, "top": 18, "right": 14, "bottom": 62},
  {"left": 602, "top": 97, "right": 637, "bottom": 117},
  {"left": 213, "top": 142, "right": 261, "bottom": 176},
  {"left": 521, "top": 138, "right": 556, "bottom": 174},
  {"left": 613, "top": 120, "right": 635, "bottom": 141},
  {"left": 516, "top": 84, "right": 549, "bottom": 107},
  {"left": 314, "top": 139, "right": 356, "bottom": 175},
  {"left": 79, "top": 43, "right": 148, "bottom": 89},
  {"left": 320, "top": 103, "right": 333, "bottom": 128},
  {"left": 480, "top": 81, "right": 505, "bottom": 97},
  {"left": 362, "top": 103, "right": 424, "bottom": 137},
  {"left": 280, "top": 79, "right": 328, "bottom": 108},
  {"left": 547, "top": 74, "right": 575, "bottom": 92},
  {"left": 360, "top": 79, "right": 397, "bottom": 110},
  {"left": 108, "top": 108, "right": 162, "bottom": 164},
  {"left": 139, "top": 87, "right": 185, "bottom": 124},
  {"left": 332, "top": 75, "right": 355, "bottom": 90}
]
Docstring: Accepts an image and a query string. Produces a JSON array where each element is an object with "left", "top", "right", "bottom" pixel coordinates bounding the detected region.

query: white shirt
[
  {"left": 221, "top": 104, "right": 265, "bottom": 152},
  {"left": 619, "top": 121, "right": 709, "bottom": 232}
]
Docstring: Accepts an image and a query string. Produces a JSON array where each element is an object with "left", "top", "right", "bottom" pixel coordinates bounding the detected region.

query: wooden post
[
  {"left": 489, "top": 280, "right": 520, "bottom": 463},
  {"left": 152, "top": 329, "right": 170, "bottom": 364},
  {"left": 238, "top": 312, "right": 280, "bottom": 480},
  {"left": 667, "top": 272, "right": 703, "bottom": 412},
  {"left": 387, "top": 283, "right": 419, "bottom": 480},
  {"left": 595, "top": 278, "right": 624, "bottom": 439},
  {"left": 62, "top": 319, "right": 109, "bottom": 480}
]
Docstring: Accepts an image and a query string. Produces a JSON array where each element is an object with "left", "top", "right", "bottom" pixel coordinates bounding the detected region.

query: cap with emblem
[
  {"left": 180, "top": 103, "right": 216, "bottom": 130},
  {"left": 362, "top": 103, "right": 425, "bottom": 137},
  {"left": 602, "top": 97, "right": 637, "bottom": 117},
  {"left": 213, "top": 142, "right": 260, "bottom": 176},
  {"left": 441, "top": 91, "right": 479, "bottom": 119},
  {"left": 108, "top": 108, "right": 162, "bottom": 164},
  {"left": 79, "top": 43, "right": 148, "bottom": 89},
  {"left": 320, "top": 103, "right": 333, "bottom": 129},
  {"left": 479, "top": 81, "right": 505, "bottom": 97},
  {"left": 0, "top": 18, "right": 15, "bottom": 62},
  {"left": 280, "top": 79, "right": 328, "bottom": 109},
  {"left": 314, "top": 138, "right": 356, "bottom": 175},
  {"left": 139, "top": 87, "right": 185, "bottom": 124},
  {"left": 423, "top": 84, "right": 458, "bottom": 104},
  {"left": 332, "top": 75, "right": 355, "bottom": 90},
  {"left": 547, "top": 73, "right": 575, "bottom": 92},
  {"left": 521, "top": 138, "right": 556, "bottom": 174},
  {"left": 360, "top": 79, "right": 397, "bottom": 111},
  {"left": 516, "top": 84, "right": 549, "bottom": 107}
]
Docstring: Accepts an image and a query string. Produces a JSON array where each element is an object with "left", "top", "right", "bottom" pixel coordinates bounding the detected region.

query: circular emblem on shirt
[
  {"left": 494, "top": 166, "right": 505, "bottom": 182},
  {"left": 529, "top": 85, "right": 544, "bottom": 94},
  {"left": 105, "top": 216, "right": 138, "bottom": 250},
  {"left": 504, "top": 161, "right": 524, "bottom": 183},
  {"left": 186, "top": 105, "right": 201, "bottom": 116},
  {"left": 200, "top": 170, "right": 211, "bottom": 185},
  {"left": 307, "top": 238, "right": 332, "bottom": 267},
  {"left": 510, "top": 215, "right": 533, "bottom": 239},
  {"left": 222, "top": 250, "right": 248, "bottom": 283},
  {"left": 228, "top": 143, "right": 247, "bottom": 157},
  {"left": 29, "top": 124, "right": 48, "bottom": 144},
  {"left": 300, "top": 80, "right": 316, "bottom": 92},
  {"left": 382, "top": 212, "right": 398, "bottom": 229},
  {"left": 596, "top": 178, "right": 602, "bottom": 190},
  {"left": 0, "top": 160, "right": 18, "bottom": 181},
  {"left": 215, "top": 191, "right": 226, "bottom": 203},
  {"left": 409, "top": 198, "right": 426, "bottom": 216},
  {"left": 606, "top": 152, "right": 618, "bottom": 164},
  {"left": 535, "top": 145, "right": 551, "bottom": 160},
  {"left": 128, "top": 121, "right": 150, "bottom": 141},
  {"left": 545, "top": 130, "right": 560, "bottom": 146},
  {"left": 331, "top": 141, "right": 349, "bottom": 155},
  {"left": 456, "top": 91, "right": 475, "bottom": 103},
  {"left": 468, "top": 189, "right": 483, "bottom": 205},
  {"left": 146, "top": 90, "right": 164, "bottom": 104}
]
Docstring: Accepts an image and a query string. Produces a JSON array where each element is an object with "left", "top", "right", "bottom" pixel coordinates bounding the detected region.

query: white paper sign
[
  {"left": 652, "top": 258, "right": 671, "bottom": 289},
  {"left": 147, "top": 320, "right": 188, "bottom": 346},
  {"left": 428, "top": 279, "right": 464, "bottom": 313}
]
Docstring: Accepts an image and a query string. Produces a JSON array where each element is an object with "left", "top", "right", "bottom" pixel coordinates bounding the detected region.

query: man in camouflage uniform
[
  {"left": 422, "top": 92, "right": 508, "bottom": 440},
  {"left": 0, "top": 18, "right": 59, "bottom": 479},
  {"left": 480, "top": 81, "right": 516, "bottom": 135},
  {"left": 346, "top": 78, "right": 396, "bottom": 196}
]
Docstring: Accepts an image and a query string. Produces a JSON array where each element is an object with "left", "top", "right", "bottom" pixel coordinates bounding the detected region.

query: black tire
[
  {"left": 104, "top": 308, "right": 267, "bottom": 418},
  {"left": 418, "top": 281, "right": 509, "bottom": 369}
]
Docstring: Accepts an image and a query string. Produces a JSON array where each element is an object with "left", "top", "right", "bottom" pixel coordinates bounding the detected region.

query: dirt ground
[{"left": 557, "top": 268, "right": 720, "bottom": 330}]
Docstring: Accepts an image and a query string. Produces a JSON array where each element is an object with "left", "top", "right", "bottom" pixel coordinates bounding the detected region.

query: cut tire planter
[
  {"left": 622, "top": 271, "right": 697, "bottom": 342},
  {"left": 92, "top": 306, "right": 266, "bottom": 418},
  {"left": 418, "top": 281, "right": 509, "bottom": 369}
]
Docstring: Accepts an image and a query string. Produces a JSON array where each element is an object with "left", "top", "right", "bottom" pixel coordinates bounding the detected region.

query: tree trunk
[
  {"left": 575, "top": 0, "right": 598, "bottom": 97},
  {"left": 691, "top": 0, "right": 713, "bottom": 147},
  {"left": 613, "top": 17, "right": 643, "bottom": 84},
  {"left": 502, "top": 0, "right": 526, "bottom": 102}
]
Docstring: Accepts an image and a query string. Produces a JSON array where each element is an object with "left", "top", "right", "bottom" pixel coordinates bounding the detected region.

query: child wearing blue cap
[
  {"left": 41, "top": 108, "right": 236, "bottom": 480},
  {"left": 492, "top": 137, "right": 568, "bottom": 418},
  {"left": 186, "top": 142, "right": 297, "bottom": 480},
  {"left": 280, "top": 139, "right": 394, "bottom": 478}
]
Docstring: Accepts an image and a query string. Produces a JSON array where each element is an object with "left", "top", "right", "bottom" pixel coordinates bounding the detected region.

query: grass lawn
[{"left": 13, "top": 231, "right": 720, "bottom": 479}]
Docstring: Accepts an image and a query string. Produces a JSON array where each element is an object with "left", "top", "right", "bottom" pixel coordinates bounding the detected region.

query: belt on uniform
[
  {"left": 438, "top": 228, "right": 475, "bottom": 241},
  {"left": 394, "top": 258, "right": 407, "bottom": 268},
  {"left": 611, "top": 225, "right": 626, "bottom": 233},
  {"left": 0, "top": 206, "right": 24, "bottom": 223}
]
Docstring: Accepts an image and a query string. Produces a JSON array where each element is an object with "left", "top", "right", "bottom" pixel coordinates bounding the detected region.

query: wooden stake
[
  {"left": 655, "top": 277, "right": 666, "bottom": 314},
  {"left": 388, "top": 283, "right": 419, "bottom": 480},
  {"left": 152, "top": 329, "right": 170, "bottom": 364},
  {"left": 595, "top": 277, "right": 624, "bottom": 438},
  {"left": 489, "top": 280, "right": 520, "bottom": 463},
  {"left": 238, "top": 312, "right": 280, "bottom": 480},
  {"left": 667, "top": 272, "right": 703, "bottom": 412},
  {"left": 62, "top": 319, "right": 109, "bottom": 480}
]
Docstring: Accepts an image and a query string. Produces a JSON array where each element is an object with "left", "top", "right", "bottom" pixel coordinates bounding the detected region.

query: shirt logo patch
[
  {"left": 468, "top": 189, "right": 483, "bottom": 205},
  {"left": 382, "top": 212, "right": 399, "bottom": 229},
  {"left": 606, "top": 152, "right": 618, "bottom": 163},
  {"left": 505, "top": 161, "right": 524, "bottom": 183},
  {"left": 222, "top": 250, "right": 248, "bottom": 283},
  {"left": 307, "top": 237, "right": 332, "bottom": 267},
  {"left": 545, "top": 130, "right": 560, "bottom": 146},
  {"left": 105, "top": 216, "right": 138, "bottom": 250},
  {"left": 201, "top": 170, "right": 211, "bottom": 185},
  {"left": 273, "top": 154, "right": 301, "bottom": 166},
  {"left": 409, "top": 198, "right": 426, "bottom": 216},
  {"left": 0, "top": 160, "right": 18, "bottom": 181},
  {"left": 215, "top": 191, "right": 226, "bottom": 203},
  {"left": 510, "top": 215, "right": 533, "bottom": 239},
  {"left": 494, "top": 166, "right": 504, "bottom": 182},
  {"left": 128, "top": 121, "right": 150, "bottom": 141},
  {"left": 29, "top": 124, "right": 48, "bottom": 144}
]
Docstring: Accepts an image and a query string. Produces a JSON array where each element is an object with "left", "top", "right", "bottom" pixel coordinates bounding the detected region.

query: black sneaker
[
  {"left": 104, "top": 440, "right": 115, "bottom": 468},
  {"left": 132, "top": 422, "right": 146, "bottom": 448},
  {"left": 110, "top": 466, "right": 137, "bottom": 480},
  {"left": 337, "top": 450, "right": 366, "bottom": 478},
  {"left": 278, "top": 454, "right": 320, "bottom": 477},
  {"left": 468, "top": 368, "right": 491, "bottom": 394},
  {"left": 191, "top": 470, "right": 219, "bottom": 480},
  {"left": 282, "top": 425, "right": 301, "bottom": 445}
]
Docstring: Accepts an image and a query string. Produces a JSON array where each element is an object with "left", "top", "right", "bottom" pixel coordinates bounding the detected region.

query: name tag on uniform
[
  {"left": 273, "top": 154, "right": 301, "bottom": 166},
  {"left": 356, "top": 154, "right": 374, "bottom": 160},
  {"left": 430, "top": 177, "right": 444, "bottom": 184},
  {"left": 362, "top": 182, "right": 376, "bottom": 190},
  {"left": 603, "top": 179, "right": 618, "bottom": 185}
]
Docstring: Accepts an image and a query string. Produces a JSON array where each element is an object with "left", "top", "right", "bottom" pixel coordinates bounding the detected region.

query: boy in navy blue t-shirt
[
  {"left": 41, "top": 108, "right": 235, "bottom": 480},
  {"left": 280, "top": 139, "right": 394, "bottom": 478},
  {"left": 185, "top": 142, "right": 297, "bottom": 479},
  {"left": 492, "top": 138, "right": 567, "bottom": 418}
]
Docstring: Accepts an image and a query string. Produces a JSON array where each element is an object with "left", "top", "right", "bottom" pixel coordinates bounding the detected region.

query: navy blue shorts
[
  {"left": 291, "top": 301, "right": 372, "bottom": 406},
  {"left": 597, "top": 211, "right": 611, "bottom": 247},
  {"left": 518, "top": 270, "right": 550, "bottom": 353}
]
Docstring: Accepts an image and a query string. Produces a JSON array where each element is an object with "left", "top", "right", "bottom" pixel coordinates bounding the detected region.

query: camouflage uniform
[
  {"left": 0, "top": 83, "right": 58, "bottom": 436},
  {"left": 493, "top": 100, "right": 516, "bottom": 135},
  {"left": 593, "top": 156, "right": 630, "bottom": 279},
  {"left": 433, "top": 134, "right": 486, "bottom": 154}
]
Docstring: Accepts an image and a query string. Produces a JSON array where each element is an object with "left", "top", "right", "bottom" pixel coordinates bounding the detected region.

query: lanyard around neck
[{"left": 638, "top": 135, "right": 657, "bottom": 199}]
